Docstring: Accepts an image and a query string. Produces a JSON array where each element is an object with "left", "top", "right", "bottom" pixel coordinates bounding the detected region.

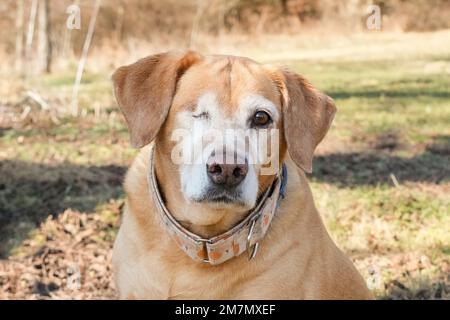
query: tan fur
[{"left": 112, "top": 52, "right": 373, "bottom": 299}]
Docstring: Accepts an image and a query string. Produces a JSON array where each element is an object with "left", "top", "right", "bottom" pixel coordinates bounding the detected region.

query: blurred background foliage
[{"left": 0, "top": 0, "right": 450, "bottom": 68}]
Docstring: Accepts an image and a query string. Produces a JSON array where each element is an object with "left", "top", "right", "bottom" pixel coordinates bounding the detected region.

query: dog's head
[{"left": 113, "top": 51, "right": 335, "bottom": 216}]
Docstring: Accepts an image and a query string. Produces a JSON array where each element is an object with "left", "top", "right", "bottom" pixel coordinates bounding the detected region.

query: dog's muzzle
[{"left": 147, "top": 146, "right": 288, "bottom": 265}]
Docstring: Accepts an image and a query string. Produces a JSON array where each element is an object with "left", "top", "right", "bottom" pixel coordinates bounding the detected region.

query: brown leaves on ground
[
  {"left": 354, "top": 252, "right": 450, "bottom": 300},
  {"left": 0, "top": 206, "right": 121, "bottom": 299}
]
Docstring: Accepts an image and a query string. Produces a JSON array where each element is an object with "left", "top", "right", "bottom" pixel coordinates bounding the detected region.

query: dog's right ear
[{"left": 112, "top": 51, "right": 202, "bottom": 148}]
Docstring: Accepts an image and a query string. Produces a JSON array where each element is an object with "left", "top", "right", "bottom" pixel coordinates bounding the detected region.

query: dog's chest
[{"left": 141, "top": 253, "right": 242, "bottom": 299}]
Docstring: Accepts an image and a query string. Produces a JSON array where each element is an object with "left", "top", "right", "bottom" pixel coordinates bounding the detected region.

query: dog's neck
[{"left": 153, "top": 145, "right": 274, "bottom": 238}]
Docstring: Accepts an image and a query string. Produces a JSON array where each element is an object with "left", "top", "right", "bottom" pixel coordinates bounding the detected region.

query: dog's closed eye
[{"left": 192, "top": 111, "right": 209, "bottom": 119}]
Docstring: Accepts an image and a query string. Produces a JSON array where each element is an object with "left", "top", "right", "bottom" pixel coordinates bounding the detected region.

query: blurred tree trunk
[
  {"left": 25, "top": 0, "right": 39, "bottom": 78},
  {"left": 217, "top": 0, "right": 225, "bottom": 36},
  {"left": 37, "top": 0, "right": 52, "bottom": 73},
  {"left": 281, "top": 0, "right": 289, "bottom": 14},
  {"left": 115, "top": 2, "right": 125, "bottom": 42},
  {"left": 15, "top": 0, "right": 24, "bottom": 74},
  {"left": 62, "top": 0, "right": 80, "bottom": 60},
  {"left": 190, "top": 0, "right": 207, "bottom": 49},
  {"left": 71, "top": 0, "right": 102, "bottom": 116}
]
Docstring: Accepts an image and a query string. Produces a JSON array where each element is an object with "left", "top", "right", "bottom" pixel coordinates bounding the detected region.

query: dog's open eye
[
  {"left": 252, "top": 110, "right": 272, "bottom": 127},
  {"left": 192, "top": 111, "right": 209, "bottom": 119}
]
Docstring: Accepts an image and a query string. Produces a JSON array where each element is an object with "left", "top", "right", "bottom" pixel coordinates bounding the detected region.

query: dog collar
[{"left": 148, "top": 147, "right": 287, "bottom": 265}]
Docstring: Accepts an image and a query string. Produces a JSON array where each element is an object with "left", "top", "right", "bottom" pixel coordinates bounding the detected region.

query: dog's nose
[{"left": 206, "top": 154, "right": 248, "bottom": 187}]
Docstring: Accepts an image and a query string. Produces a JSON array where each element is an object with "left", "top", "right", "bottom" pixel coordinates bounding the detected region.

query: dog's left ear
[
  {"left": 112, "top": 51, "right": 202, "bottom": 148},
  {"left": 267, "top": 68, "right": 336, "bottom": 173}
]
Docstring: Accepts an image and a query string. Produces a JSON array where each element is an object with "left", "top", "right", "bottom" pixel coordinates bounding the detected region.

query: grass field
[{"left": 0, "top": 31, "right": 449, "bottom": 299}]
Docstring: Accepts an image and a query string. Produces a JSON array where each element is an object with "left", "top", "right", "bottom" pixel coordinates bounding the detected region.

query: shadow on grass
[
  {"left": 0, "top": 160, "right": 126, "bottom": 258},
  {"left": 379, "top": 271, "right": 450, "bottom": 300},
  {"left": 312, "top": 136, "right": 450, "bottom": 187},
  {"left": 327, "top": 89, "right": 450, "bottom": 100}
]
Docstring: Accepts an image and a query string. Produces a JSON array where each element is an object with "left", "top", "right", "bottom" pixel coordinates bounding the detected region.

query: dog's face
[
  {"left": 112, "top": 51, "right": 336, "bottom": 213},
  {"left": 164, "top": 56, "right": 285, "bottom": 210}
]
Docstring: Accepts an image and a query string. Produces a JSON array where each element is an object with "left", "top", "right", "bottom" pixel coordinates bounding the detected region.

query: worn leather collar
[{"left": 148, "top": 146, "right": 287, "bottom": 265}]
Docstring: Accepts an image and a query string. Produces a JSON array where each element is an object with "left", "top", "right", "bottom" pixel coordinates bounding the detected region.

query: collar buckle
[
  {"left": 246, "top": 219, "right": 259, "bottom": 260},
  {"left": 195, "top": 238, "right": 211, "bottom": 264}
]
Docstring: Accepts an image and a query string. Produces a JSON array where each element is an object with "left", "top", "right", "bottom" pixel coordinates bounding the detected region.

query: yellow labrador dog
[{"left": 111, "top": 51, "right": 372, "bottom": 299}]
